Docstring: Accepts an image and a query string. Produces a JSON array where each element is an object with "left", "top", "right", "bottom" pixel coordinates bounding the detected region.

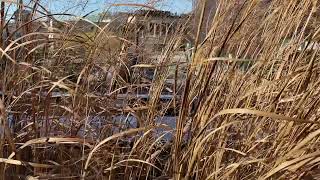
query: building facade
[{"left": 127, "top": 10, "right": 188, "bottom": 52}]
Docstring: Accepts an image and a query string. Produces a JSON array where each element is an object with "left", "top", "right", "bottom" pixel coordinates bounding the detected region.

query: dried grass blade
[{"left": 0, "top": 157, "right": 56, "bottom": 168}]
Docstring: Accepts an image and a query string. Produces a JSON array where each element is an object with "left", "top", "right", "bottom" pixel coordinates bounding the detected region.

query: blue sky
[
  {"left": 5, "top": 0, "right": 192, "bottom": 20},
  {"left": 46, "top": 0, "right": 192, "bottom": 16}
]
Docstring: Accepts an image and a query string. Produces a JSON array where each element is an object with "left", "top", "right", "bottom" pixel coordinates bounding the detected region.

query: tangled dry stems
[{"left": 1, "top": 0, "right": 320, "bottom": 179}]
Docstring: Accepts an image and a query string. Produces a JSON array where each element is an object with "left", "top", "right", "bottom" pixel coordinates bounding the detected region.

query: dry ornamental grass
[{"left": 1, "top": 0, "right": 320, "bottom": 179}]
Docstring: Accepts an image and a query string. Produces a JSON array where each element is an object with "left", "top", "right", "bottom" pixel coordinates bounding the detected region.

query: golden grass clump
[{"left": 1, "top": 0, "right": 320, "bottom": 179}]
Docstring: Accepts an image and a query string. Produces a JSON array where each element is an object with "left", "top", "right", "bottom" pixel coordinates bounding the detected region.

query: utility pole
[
  {"left": 48, "top": 0, "right": 53, "bottom": 38},
  {"left": 193, "top": 0, "right": 217, "bottom": 42},
  {"left": 48, "top": 0, "right": 54, "bottom": 50}
]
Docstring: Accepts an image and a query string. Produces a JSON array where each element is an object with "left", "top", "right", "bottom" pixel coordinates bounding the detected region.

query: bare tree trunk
[
  {"left": 0, "top": 2, "right": 4, "bottom": 48},
  {"left": 0, "top": 3, "right": 5, "bottom": 179}
]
